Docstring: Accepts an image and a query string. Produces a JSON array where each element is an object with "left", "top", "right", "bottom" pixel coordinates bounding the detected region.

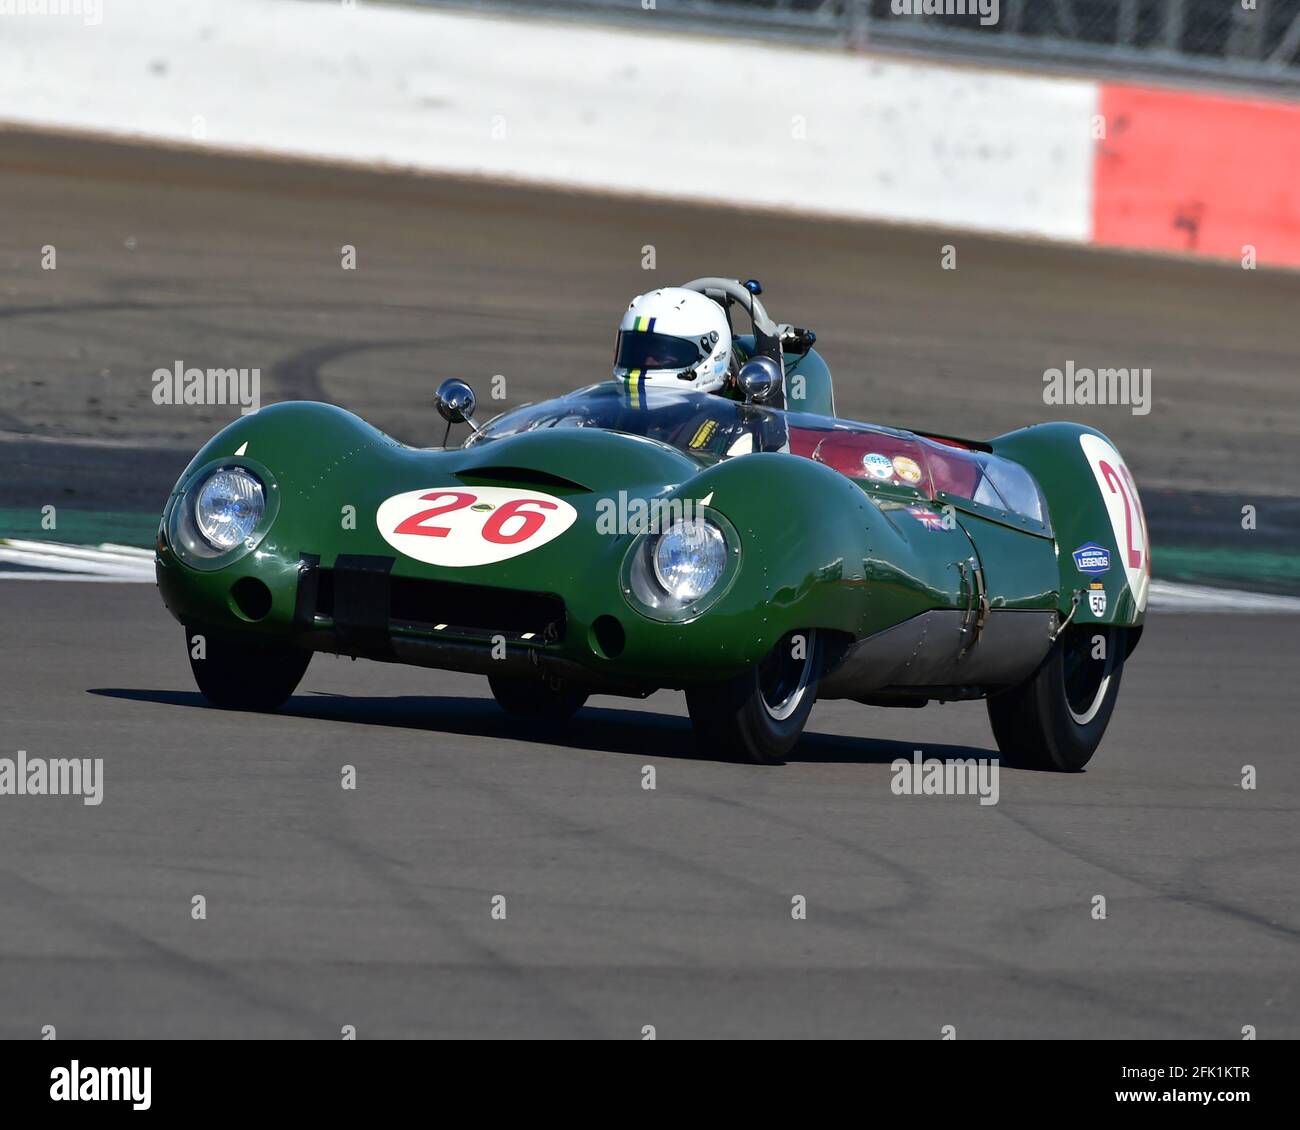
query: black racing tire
[
  {"left": 686, "top": 630, "right": 821, "bottom": 765},
  {"left": 488, "top": 675, "right": 588, "bottom": 722},
  {"left": 987, "top": 625, "right": 1126, "bottom": 772},
  {"left": 186, "top": 627, "right": 311, "bottom": 711}
]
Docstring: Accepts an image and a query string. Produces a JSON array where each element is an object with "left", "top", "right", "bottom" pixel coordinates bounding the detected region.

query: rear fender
[{"left": 990, "top": 422, "right": 1149, "bottom": 628}]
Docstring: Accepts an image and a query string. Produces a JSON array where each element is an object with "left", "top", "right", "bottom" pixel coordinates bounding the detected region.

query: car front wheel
[
  {"left": 186, "top": 627, "right": 311, "bottom": 711},
  {"left": 986, "top": 625, "right": 1126, "bottom": 772},
  {"left": 686, "top": 630, "right": 820, "bottom": 765}
]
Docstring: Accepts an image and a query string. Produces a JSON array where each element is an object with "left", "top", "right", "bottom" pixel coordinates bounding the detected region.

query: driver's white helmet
[{"left": 613, "top": 287, "right": 732, "bottom": 394}]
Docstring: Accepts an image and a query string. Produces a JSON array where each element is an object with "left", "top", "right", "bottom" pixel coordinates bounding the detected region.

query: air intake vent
[
  {"left": 310, "top": 564, "right": 566, "bottom": 643},
  {"left": 454, "top": 466, "right": 589, "bottom": 493}
]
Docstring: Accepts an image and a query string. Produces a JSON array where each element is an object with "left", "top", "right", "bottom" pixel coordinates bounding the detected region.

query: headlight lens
[
  {"left": 194, "top": 468, "right": 265, "bottom": 551},
  {"left": 652, "top": 519, "right": 727, "bottom": 602}
]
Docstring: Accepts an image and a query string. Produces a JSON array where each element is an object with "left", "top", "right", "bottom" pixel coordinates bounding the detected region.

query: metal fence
[{"left": 407, "top": 0, "right": 1300, "bottom": 92}]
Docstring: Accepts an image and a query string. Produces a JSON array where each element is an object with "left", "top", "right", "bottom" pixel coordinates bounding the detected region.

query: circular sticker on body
[
  {"left": 892, "top": 455, "right": 923, "bottom": 484},
  {"left": 862, "top": 452, "right": 894, "bottom": 481},
  {"left": 376, "top": 485, "right": 577, "bottom": 567}
]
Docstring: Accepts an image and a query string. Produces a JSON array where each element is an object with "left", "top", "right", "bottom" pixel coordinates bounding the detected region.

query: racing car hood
[
  {"left": 363, "top": 428, "right": 705, "bottom": 593},
  {"left": 165, "top": 403, "right": 711, "bottom": 600}
]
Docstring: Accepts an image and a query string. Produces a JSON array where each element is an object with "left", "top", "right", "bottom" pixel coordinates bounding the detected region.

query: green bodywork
[{"left": 156, "top": 361, "right": 1147, "bottom": 701}]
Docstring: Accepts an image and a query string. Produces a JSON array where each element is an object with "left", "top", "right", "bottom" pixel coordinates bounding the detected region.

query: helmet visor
[{"left": 615, "top": 330, "right": 704, "bottom": 373}]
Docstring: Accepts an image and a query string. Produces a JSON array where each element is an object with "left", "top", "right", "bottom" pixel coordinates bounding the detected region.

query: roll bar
[{"left": 679, "top": 277, "right": 780, "bottom": 338}]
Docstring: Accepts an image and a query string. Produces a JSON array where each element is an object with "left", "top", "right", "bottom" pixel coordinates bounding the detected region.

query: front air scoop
[{"left": 451, "top": 426, "right": 701, "bottom": 493}]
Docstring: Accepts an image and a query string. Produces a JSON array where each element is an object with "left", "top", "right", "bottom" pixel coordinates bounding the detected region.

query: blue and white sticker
[
  {"left": 862, "top": 452, "right": 894, "bottom": 481},
  {"left": 1071, "top": 542, "right": 1111, "bottom": 575}
]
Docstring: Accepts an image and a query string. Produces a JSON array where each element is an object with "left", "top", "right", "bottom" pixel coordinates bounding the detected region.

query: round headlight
[
  {"left": 652, "top": 519, "right": 727, "bottom": 602},
  {"left": 194, "top": 468, "right": 265, "bottom": 551}
]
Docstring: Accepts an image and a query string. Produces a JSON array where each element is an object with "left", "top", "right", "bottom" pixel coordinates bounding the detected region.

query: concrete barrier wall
[
  {"left": 1, "top": 0, "right": 1296, "bottom": 266},
  {"left": 1092, "top": 83, "right": 1300, "bottom": 265}
]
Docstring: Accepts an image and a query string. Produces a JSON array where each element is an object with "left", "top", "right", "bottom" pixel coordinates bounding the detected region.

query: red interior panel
[{"left": 788, "top": 425, "right": 990, "bottom": 502}]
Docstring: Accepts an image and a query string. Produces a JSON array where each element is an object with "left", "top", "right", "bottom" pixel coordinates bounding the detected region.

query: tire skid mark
[
  {"left": 261, "top": 695, "right": 1275, "bottom": 1033},
  {"left": 314, "top": 723, "right": 723, "bottom": 977},
  {"left": 270, "top": 339, "right": 435, "bottom": 403},
  {"left": 0, "top": 866, "right": 331, "bottom": 1033},
  {"left": 403, "top": 740, "right": 1217, "bottom": 1034},
  {"left": 309, "top": 815, "right": 605, "bottom": 1038},
  {"left": 994, "top": 804, "right": 1300, "bottom": 944},
  {"left": 672, "top": 777, "right": 937, "bottom": 915},
  {"left": 671, "top": 782, "right": 1223, "bottom": 1035}
]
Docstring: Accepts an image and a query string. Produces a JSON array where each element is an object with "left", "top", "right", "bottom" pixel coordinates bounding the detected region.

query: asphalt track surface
[
  {"left": 2, "top": 583, "right": 1297, "bottom": 1039},
  {"left": 1, "top": 130, "right": 1297, "bottom": 1038}
]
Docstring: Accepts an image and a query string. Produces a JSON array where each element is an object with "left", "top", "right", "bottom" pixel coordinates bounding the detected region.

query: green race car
[{"left": 156, "top": 280, "right": 1148, "bottom": 769}]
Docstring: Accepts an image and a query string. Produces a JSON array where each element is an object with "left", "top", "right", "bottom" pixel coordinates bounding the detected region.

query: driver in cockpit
[
  {"left": 612, "top": 286, "right": 739, "bottom": 401},
  {"left": 612, "top": 285, "right": 790, "bottom": 455}
]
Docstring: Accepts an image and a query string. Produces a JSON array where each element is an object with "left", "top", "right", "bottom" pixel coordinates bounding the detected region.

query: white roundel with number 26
[
  {"left": 1079, "top": 434, "right": 1150, "bottom": 613},
  {"left": 376, "top": 486, "right": 577, "bottom": 567}
]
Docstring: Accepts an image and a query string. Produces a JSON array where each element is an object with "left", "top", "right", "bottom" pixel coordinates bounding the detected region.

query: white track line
[
  {"left": 0, "top": 571, "right": 155, "bottom": 583},
  {"left": 2, "top": 539, "right": 154, "bottom": 563},
  {"left": 0, "top": 550, "right": 149, "bottom": 575},
  {"left": 0, "top": 543, "right": 155, "bottom": 580},
  {"left": 1146, "top": 580, "right": 1300, "bottom": 614},
  {"left": 100, "top": 543, "right": 156, "bottom": 558}
]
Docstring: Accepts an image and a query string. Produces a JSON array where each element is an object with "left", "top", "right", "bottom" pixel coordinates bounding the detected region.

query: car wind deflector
[{"left": 452, "top": 465, "right": 591, "bottom": 493}]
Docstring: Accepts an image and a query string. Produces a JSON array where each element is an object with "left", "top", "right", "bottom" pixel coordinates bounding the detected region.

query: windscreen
[
  {"left": 468, "top": 384, "right": 1046, "bottom": 524},
  {"left": 469, "top": 383, "right": 779, "bottom": 458}
]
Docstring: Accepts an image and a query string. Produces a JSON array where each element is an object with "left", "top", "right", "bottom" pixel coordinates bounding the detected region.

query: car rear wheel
[
  {"left": 488, "top": 675, "right": 588, "bottom": 722},
  {"left": 686, "top": 630, "right": 820, "bottom": 765},
  {"left": 986, "top": 625, "right": 1125, "bottom": 772},
  {"left": 186, "top": 627, "right": 311, "bottom": 711}
]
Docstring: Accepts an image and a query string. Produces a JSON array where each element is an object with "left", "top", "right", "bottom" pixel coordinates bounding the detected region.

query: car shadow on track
[{"left": 88, "top": 687, "right": 998, "bottom": 767}]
